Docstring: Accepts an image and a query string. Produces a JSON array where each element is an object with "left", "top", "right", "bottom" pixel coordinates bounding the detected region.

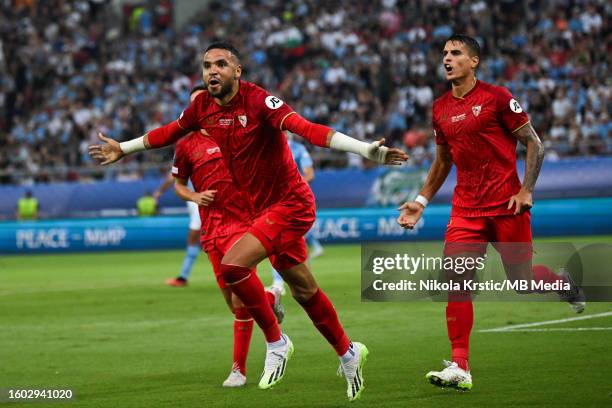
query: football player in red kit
[
  {"left": 171, "top": 85, "right": 284, "bottom": 388},
  {"left": 397, "top": 34, "right": 585, "bottom": 391},
  {"left": 90, "top": 42, "right": 408, "bottom": 401}
]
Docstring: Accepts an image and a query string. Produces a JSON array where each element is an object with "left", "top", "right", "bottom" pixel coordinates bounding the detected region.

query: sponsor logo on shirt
[
  {"left": 265, "top": 95, "right": 284, "bottom": 110},
  {"left": 471, "top": 105, "right": 481, "bottom": 117},
  {"left": 171, "top": 166, "right": 179, "bottom": 174},
  {"left": 206, "top": 147, "right": 221, "bottom": 155},
  {"left": 451, "top": 113, "right": 467, "bottom": 123},
  {"left": 509, "top": 98, "right": 523, "bottom": 113},
  {"left": 219, "top": 118, "right": 234, "bottom": 126},
  {"left": 238, "top": 115, "right": 247, "bottom": 127}
]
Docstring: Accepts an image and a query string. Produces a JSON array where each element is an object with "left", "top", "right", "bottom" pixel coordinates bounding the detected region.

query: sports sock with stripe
[
  {"left": 446, "top": 299, "right": 473, "bottom": 372},
  {"left": 221, "top": 264, "right": 281, "bottom": 342},
  {"left": 233, "top": 306, "right": 253, "bottom": 375}
]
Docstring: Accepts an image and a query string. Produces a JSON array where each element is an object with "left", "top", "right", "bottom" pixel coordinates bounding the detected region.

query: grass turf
[{"left": 1, "top": 237, "right": 611, "bottom": 407}]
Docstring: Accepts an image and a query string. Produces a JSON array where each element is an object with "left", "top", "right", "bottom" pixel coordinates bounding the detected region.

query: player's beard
[{"left": 208, "top": 80, "right": 232, "bottom": 99}]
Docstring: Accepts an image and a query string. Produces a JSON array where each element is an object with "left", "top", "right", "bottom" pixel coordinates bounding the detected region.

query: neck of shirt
[{"left": 451, "top": 76, "right": 478, "bottom": 100}]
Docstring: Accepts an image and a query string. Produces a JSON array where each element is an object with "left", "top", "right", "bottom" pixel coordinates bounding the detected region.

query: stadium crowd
[{"left": 0, "top": 0, "right": 610, "bottom": 184}]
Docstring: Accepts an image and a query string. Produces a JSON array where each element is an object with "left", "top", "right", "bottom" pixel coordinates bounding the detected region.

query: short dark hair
[
  {"left": 190, "top": 84, "right": 207, "bottom": 95},
  {"left": 205, "top": 41, "right": 241, "bottom": 61},
  {"left": 445, "top": 34, "right": 480, "bottom": 58}
]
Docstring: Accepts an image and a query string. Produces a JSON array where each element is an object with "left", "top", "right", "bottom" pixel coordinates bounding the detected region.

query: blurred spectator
[
  {"left": 17, "top": 190, "right": 38, "bottom": 220},
  {"left": 0, "top": 0, "right": 610, "bottom": 185}
]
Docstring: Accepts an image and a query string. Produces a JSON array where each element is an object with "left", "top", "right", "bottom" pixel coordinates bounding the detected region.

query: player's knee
[
  {"left": 234, "top": 306, "right": 250, "bottom": 320},
  {"left": 447, "top": 290, "right": 472, "bottom": 302},
  {"left": 231, "top": 293, "right": 244, "bottom": 309},
  {"left": 291, "top": 284, "right": 319, "bottom": 304},
  {"left": 220, "top": 263, "right": 251, "bottom": 285}
]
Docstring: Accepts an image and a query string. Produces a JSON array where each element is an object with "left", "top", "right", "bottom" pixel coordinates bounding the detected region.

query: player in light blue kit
[
  {"left": 154, "top": 173, "right": 201, "bottom": 287},
  {"left": 269, "top": 136, "right": 324, "bottom": 293}
]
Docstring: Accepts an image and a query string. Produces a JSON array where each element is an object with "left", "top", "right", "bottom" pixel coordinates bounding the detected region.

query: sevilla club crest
[
  {"left": 238, "top": 115, "right": 247, "bottom": 127},
  {"left": 472, "top": 105, "right": 481, "bottom": 117}
]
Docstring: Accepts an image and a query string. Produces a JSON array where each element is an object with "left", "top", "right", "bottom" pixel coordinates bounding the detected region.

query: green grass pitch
[{"left": 1, "top": 236, "right": 611, "bottom": 407}]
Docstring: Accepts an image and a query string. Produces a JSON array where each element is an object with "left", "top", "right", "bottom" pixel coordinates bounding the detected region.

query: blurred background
[{"left": 1, "top": 0, "right": 610, "bottom": 252}]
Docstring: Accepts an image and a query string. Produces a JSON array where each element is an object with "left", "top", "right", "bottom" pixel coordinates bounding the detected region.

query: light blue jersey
[{"left": 288, "top": 139, "right": 313, "bottom": 175}]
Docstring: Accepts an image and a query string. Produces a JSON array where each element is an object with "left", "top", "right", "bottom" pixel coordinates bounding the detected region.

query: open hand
[
  {"left": 507, "top": 189, "right": 532, "bottom": 215},
  {"left": 397, "top": 201, "right": 425, "bottom": 229},
  {"left": 88, "top": 133, "right": 124, "bottom": 165},
  {"left": 368, "top": 138, "right": 409, "bottom": 165}
]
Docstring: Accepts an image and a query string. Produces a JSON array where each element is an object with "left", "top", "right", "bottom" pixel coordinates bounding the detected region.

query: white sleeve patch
[
  {"left": 171, "top": 166, "right": 179, "bottom": 174},
  {"left": 265, "top": 95, "right": 284, "bottom": 110},
  {"left": 509, "top": 98, "right": 523, "bottom": 113}
]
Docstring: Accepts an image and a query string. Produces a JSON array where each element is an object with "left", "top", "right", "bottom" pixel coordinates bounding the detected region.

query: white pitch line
[
  {"left": 479, "top": 311, "right": 612, "bottom": 333},
  {"left": 497, "top": 327, "right": 612, "bottom": 332}
]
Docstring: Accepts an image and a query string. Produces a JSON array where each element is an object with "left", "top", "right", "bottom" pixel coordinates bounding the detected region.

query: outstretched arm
[
  {"left": 508, "top": 122, "right": 544, "bottom": 214},
  {"left": 397, "top": 144, "right": 453, "bottom": 229},
  {"left": 88, "top": 121, "right": 189, "bottom": 165},
  {"left": 281, "top": 113, "right": 408, "bottom": 165}
]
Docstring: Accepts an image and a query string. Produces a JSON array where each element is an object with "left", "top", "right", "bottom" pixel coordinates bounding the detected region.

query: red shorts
[
  {"left": 205, "top": 232, "right": 253, "bottom": 289},
  {"left": 248, "top": 186, "right": 316, "bottom": 271},
  {"left": 444, "top": 212, "right": 533, "bottom": 264}
]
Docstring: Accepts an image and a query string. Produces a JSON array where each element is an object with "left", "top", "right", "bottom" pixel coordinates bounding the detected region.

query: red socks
[
  {"left": 300, "top": 289, "right": 351, "bottom": 355},
  {"left": 220, "top": 264, "right": 281, "bottom": 342},
  {"left": 233, "top": 307, "right": 253, "bottom": 375},
  {"left": 446, "top": 300, "right": 473, "bottom": 372},
  {"left": 532, "top": 264, "right": 565, "bottom": 293}
]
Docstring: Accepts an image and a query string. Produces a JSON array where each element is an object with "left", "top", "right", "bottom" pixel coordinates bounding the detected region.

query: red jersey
[
  {"left": 172, "top": 132, "right": 252, "bottom": 244},
  {"left": 432, "top": 80, "right": 530, "bottom": 217},
  {"left": 177, "top": 81, "right": 313, "bottom": 216}
]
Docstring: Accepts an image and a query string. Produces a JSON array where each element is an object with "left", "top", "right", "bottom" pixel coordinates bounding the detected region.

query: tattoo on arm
[{"left": 514, "top": 123, "right": 544, "bottom": 192}]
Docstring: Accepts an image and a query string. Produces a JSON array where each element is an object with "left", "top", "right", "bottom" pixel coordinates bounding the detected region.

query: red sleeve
[
  {"left": 282, "top": 113, "right": 331, "bottom": 147},
  {"left": 148, "top": 94, "right": 203, "bottom": 147},
  {"left": 250, "top": 86, "right": 295, "bottom": 129},
  {"left": 171, "top": 141, "right": 192, "bottom": 180},
  {"left": 432, "top": 104, "right": 447, "bottom": 145},
  {"left": 495, "top": 87, "right": 530, "bottom": 133},
  {"left": 147, "top": 121, "right": 189, "bottom": 148},
  {"left": 177, "top": 93, "right": 202, "bottom": 131}
]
